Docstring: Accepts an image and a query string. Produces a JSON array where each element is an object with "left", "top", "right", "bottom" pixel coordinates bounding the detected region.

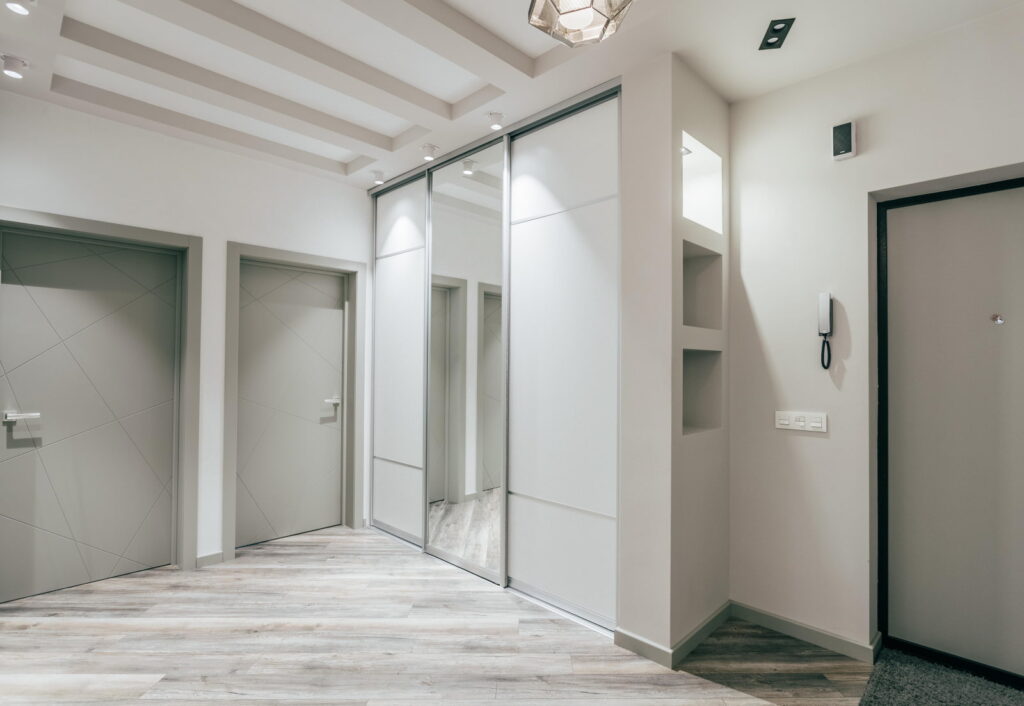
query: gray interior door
[
  {"left": 236, "top": 262, "right": 345, "bottom": 547},
  {"left": 888, "top": 186, "right": 1024, "bottom": 676},
  {"left": 427, "top": 286, "right": 449, "bottom": 504},
  {"left": 478, "top": 292, "right": 502, "bottom": 492},
  {"left": 0, "top": 230, "right": 179, "bottom": 603}
]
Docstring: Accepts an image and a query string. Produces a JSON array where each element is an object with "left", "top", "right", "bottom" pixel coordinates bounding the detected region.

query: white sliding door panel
[
  {"left": 376, "top": 180, "right": 427, "bottom": 257},
  {"left": 508, "top": 494, "right": 616, "bottom": 626},
  {"left": 508, "top": 199, "right": 619, "bottom": 517},
  {"left": 510, "top": 99, "right": 619, "bottom": 225},
  {"left": 508, "top": 98, "right": 619, "bottom": 626},
  {"left": 372, "top": 458, "right": 424, "bottom": 541},
  {"left": 372, "top": 178, "right": 427, "bottom": 545},
  {"left": 373, "top": 249, "right": 425, "bottom": 468}
]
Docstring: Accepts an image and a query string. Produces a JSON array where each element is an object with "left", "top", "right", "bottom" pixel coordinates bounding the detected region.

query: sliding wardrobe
[{"left": 370, "top": 91, "right": 620, "bottom": 627}]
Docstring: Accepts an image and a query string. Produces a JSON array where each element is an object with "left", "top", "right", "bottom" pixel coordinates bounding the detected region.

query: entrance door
[
  {"left": 235, "top": 261, "right": 346, "bottom": 547},
  {"left": 887, "top": 186, "right": 1024, "bottom": 676},
  {"left": 0, "top": 230, "right": 179, "bottom": 603}
]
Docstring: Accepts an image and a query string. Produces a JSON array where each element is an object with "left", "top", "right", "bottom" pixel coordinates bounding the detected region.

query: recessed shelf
[
  {"left": 683, "top": 240, "right": 722, "bottom": 330},
  {"left": 682, "top": 348, "right": 722, "bottom": 435},
  {"left": 681, "top": 132, "right": 723, "bottom": 235}
]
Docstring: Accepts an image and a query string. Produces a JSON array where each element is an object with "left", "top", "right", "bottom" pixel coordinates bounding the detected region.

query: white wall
[
  {"left": 729, "top": 3, "right": 1024, "bottom": 647},
  {"left": 618, "top": 53, "right": 730, "bottom": 662},
  {"left": 0, "top": 91, "right": 372, "bottom": 558}
]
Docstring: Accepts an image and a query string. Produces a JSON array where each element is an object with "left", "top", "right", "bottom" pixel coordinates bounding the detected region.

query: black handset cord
[{"left": 820, "top": 334, "right": 832, "bottom": 370}]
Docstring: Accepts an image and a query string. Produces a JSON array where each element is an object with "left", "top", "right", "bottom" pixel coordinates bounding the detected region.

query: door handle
[
  {"left": 324, "top": 397, "right": 342, "bottom": 406},
  {"left": 3, "top": 411, "right": 40, "bottom": 422}
]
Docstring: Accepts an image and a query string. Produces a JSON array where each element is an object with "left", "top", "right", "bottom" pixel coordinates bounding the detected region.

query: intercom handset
[{"left": 819, "top": 292, "right": 833, "bottom": 369}]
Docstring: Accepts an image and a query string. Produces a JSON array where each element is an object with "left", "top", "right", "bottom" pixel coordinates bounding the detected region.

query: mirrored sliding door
[{"left": 425, "top": 143, "right": 506, "bottom": 581}]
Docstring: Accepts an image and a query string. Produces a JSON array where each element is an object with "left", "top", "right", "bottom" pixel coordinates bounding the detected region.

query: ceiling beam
[
  {"left": 116, "top": 0, "right": 451, "bottom": 130},
  {"left": 340, "top": 0, "right": 534, "bottom": 89},
  {"left": 49, "top": 74, "right": 365, "bottom": 177},
  {"left": 58, "top": 18, "right": 391, "bottom": 160}
]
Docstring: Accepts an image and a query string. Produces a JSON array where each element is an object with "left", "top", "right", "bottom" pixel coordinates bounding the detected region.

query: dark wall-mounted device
[
  {"left": 819, "top": 292, "right": 833, "bottom": 370},
  {"left": 833, "top": 121, "right": 856, "bottom": 160},
  {"left": 760, "top": 18, "right": 795, "bottom": 50}
]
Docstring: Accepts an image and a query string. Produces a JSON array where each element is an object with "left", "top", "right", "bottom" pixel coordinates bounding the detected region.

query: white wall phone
[{"left": 819, "top": 292, "right": 833, "bottom": 369}]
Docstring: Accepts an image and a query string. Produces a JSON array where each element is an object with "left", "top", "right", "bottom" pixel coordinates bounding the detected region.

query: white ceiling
[{"left": 1, "top": 0, "right": 1020, "bottom": 187}]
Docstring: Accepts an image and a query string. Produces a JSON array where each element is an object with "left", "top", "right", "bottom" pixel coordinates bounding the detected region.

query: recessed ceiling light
[
  {"left": 5, "top": 1, "right": 30, "bottom": 15},
  {"left": 462, "top": 159, "right": 476, "bottom": 176},
  {"left": 488, "top": 112, "right": 503, "bottom": 131},
  {"left": 371, "top": 170, "right": 384, "bottom": 185},
  {"left": 2, "top": 54, "right": 27, "bottom": 79},
  {"left": 421, "top": 144, "right": 438, "bottom": 162},
  {"left": 759, "top": 18, "right": 795, "bottom": 51}
]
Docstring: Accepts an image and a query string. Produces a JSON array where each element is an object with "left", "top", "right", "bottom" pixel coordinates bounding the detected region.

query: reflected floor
[{"left": 428, "top": 488, "right": 501, "bottom": 573}]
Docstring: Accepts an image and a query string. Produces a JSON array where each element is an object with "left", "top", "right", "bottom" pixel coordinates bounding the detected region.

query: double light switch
[{"left": 775, "top": 411, "right": 827, "bottom": 433}]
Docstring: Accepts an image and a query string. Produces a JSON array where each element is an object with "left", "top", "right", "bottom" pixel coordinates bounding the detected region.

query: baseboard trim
[
  {"left": 670, "top": 601, "right": 733, "bottom": 667},
  {"left": 196, "top": 551, "right": 223, "bottom": 568},
  {"left": 617, "top": 601, "right": 878, "bottom": 668},
  {"left": 614, "top": 628, "right": 674, "bottom": 668},
  {"left": 615, "top": 601, "right": 732, "bottom": 669},
  {"left": 731, "top": 601, "right": 878, "bottom": 663}
]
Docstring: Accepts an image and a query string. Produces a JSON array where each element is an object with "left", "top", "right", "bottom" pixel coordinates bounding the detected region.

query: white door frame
[
  {"left": 0, "top": 205, "right": 203, "bottom": 571},
  {"left": 222, "top": 242, "right": 367, "bottom": 563}
]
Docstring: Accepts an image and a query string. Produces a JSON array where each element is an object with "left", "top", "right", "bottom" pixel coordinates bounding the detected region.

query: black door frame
[{"left": 877, "top": 175, "right": 1024, "bottom": 689}]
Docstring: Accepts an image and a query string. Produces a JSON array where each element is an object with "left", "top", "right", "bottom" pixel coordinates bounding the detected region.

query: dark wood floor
[{"left": 679, "top": 618, "right": 873, "bottom": 705}]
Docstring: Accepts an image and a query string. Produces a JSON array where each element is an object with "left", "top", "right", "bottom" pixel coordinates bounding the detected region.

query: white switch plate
[{"left": 775, "top": 411, "right": 828, "bottom": 433}]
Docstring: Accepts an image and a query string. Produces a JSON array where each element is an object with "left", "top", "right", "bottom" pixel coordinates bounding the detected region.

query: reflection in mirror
[{"left": 426, "top": 142, "right": 504, "bottom": 578}]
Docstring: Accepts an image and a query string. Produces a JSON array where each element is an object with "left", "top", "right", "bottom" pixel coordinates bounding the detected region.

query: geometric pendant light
[{"left": 528, "top": 0, "right": 634, "bottom": 48}]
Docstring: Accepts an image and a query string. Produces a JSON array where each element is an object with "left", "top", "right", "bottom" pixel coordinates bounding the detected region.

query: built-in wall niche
[
  {"left": 682, "top": 348, "right": 722, "bottom": 435},
  {"left": 682, "top": 240, "right": 722, "bottom": 329},
  {"left": 681, "top": 132, "right": 723, "bottom": 234}
]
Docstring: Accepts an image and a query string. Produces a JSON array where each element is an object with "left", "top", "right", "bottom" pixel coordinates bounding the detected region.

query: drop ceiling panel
[
  {"left": 235, "top": 0, "right": 488, "bottom": 104},
  {"left": 63, "top": 0, "right": 413, "bottom": 136},
  {"left": 53, "top": 55, "right": 357, "bottom": 162}
]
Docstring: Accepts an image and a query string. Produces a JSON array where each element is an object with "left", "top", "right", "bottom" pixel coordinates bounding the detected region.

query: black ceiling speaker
[{"left": 760, "top": 18, "right": 795, "bottom": 50}]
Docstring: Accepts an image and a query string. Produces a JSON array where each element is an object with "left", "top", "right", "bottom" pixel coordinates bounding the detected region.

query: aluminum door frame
[{"left": 369, "top": 82, "right": 623, "bottom": 591}]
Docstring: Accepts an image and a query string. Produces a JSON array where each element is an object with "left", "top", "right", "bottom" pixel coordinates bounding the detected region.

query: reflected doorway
[{"left": 425, "top": 142, "right": 505, "bottom": 581}]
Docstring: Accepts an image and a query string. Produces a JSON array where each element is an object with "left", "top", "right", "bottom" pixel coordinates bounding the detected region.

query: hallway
[{"left": 0, "top": 527, "right": 868, "bottom": 703}]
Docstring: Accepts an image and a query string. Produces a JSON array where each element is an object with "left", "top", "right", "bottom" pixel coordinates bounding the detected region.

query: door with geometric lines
[
  {"left": 0, "top": 230, "right": 179, "bottom": 604},
  {"left": 235, "top": 261, "right": 345, "bottom": 547}
]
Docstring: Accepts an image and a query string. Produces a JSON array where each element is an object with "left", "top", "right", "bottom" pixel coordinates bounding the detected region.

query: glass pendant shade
[{"left": 528, "top": 0, "right": 634, "bottom": 48}]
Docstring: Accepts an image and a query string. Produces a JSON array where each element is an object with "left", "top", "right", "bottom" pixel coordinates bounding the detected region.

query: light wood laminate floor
[
  {"left": 428, "top": 487, "right": 501, "bottom": 572},
  {"left": 0, "top": 526, "right": 869, "bottom": 703}
]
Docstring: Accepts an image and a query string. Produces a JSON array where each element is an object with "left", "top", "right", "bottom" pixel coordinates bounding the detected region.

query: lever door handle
[
  {"left": 324, "top": 397, "right": 342, "bottom": 405},
  {"left": 3, "top": 411, "right": 40, "bottom": 422}
]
